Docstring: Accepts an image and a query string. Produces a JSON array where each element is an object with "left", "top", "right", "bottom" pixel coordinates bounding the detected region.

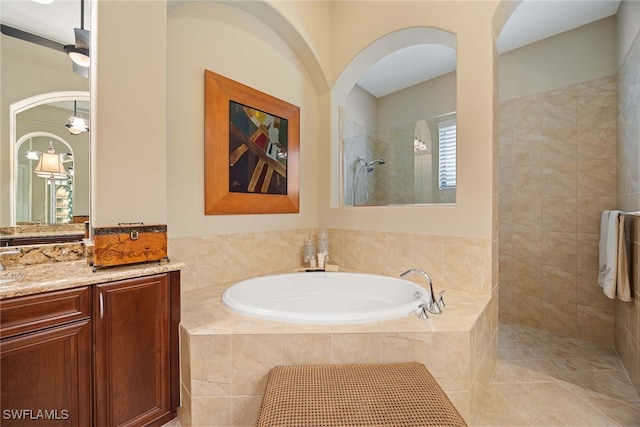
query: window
[{"left": 438, "top": 119, "right": 456, "bottom": 190}]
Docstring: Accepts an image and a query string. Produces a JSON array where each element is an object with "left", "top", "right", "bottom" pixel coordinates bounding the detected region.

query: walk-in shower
[{"left": 352, "top": 157, "right": 385, "bottom": 205}]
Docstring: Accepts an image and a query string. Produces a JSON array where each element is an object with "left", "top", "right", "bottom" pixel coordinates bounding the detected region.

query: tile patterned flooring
[
  {"left": 476, "top": 323, "right": 640, "bottom": 426},
  {"left": 165, "top": 322, "right": 640, "bottom": 426}
]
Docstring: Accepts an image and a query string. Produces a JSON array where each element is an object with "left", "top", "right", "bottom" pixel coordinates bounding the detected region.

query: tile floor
[
  {"left": 164, "top": 322, "right": 640, "bottom": 426},
  {"left": 476, "top": 323, "right": 640, "bottom": 426}
]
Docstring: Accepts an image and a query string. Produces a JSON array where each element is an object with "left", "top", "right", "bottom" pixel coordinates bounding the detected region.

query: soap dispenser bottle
[
  {"left": 317, "top": 227, "right": 329, "bottom": 262},
  {"left": 303, "top": 237, "right": 316, "bottom": 266}
]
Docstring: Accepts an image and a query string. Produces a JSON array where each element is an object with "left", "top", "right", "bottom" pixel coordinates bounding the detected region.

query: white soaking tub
[{"left": 222, "top": 271, "right": 426, "bottom": 324}]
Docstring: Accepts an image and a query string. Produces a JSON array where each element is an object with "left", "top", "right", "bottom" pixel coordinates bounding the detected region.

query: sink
[{"left": 0, "top": 271, "right": 26, "bottom": 285}]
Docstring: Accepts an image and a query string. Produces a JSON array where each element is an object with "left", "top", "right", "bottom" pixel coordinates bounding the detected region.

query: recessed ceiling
[
  {"left": 497, "top": 0, "right": 620, "bottom": 54},
  {"left": 356, "top": 0, "right": 621, "bottom": 98},
  {"left": 357, "top": 44, "right": 457, "bottom": 98}
]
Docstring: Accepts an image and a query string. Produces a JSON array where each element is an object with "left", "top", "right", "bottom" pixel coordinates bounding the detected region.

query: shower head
[{"left": 365, "top": 158, "right": 385, "bottom": 172}]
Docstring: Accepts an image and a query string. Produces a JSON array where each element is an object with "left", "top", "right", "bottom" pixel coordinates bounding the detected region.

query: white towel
[{"left": 598, "top": 210, "right": 631, "bottom": 301}]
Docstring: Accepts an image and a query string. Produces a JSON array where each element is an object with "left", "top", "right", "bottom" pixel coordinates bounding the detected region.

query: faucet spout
[{"left": 401, "top": 268, "right": 443, "bottom": 315}]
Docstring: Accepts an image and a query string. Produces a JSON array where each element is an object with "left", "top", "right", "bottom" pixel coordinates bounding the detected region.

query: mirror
[
  {"left": 344, "top": 111, "right": 456, "bottom": 206},
  {"left": 340, "top": 34, "right": 457, "bottom": 206},
  {"left": 13, "top": 96, "right": 90, "bottom": 225},
  {"left": 1, "top": 1, "right": 91, "bottom": 243}
]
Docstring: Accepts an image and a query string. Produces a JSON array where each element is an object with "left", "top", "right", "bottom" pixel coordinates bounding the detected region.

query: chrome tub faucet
[{"left": 401, "top": 268, "right": 445, "bottom": 318}]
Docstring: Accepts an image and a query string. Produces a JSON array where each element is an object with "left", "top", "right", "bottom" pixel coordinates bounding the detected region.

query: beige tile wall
[
  {"left": 326, "top": 229, "right": 492, "bottom": 296},
  {"left": 170, "top": 229, "right": 493, "bottom": 296},
  {"left": 498, "top": 75, "right": 618, "bottom": 345},
  {"left": 615, "top": 25, "right": 640, "bottom": 396}
]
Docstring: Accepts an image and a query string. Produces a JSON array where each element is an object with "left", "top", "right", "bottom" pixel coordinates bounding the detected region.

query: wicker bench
[{"left": 255, "top": 361, "right": 467, "bottom": 427}]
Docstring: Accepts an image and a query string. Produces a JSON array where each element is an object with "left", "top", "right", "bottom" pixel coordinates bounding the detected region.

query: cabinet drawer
[{"left": 0, "top": 287, "right": 91, "bottom": 339}]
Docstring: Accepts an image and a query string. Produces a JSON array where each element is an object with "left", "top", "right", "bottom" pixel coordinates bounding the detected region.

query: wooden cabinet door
[
  {"left": 93, "top": 274, "right": 170, "bottom": 427},
  {"left": 0, "top": 320, "right": 92, "bottom": 427}
]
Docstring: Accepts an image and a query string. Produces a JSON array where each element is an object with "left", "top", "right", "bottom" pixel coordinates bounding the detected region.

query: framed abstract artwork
[{"left": 204, "top": 70, "right": 300, "bottom": 214}]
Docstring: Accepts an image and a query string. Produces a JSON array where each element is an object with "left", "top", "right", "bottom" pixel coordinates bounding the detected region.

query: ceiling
[
  {"left": 0, "top": 0, "right": 621, "bottom": 98},
  {"left": 1, "top": 0, "right": 90, "bottom": 46},
  {"left": 358, "top": 0, "right": 621, "bottom": 98}
]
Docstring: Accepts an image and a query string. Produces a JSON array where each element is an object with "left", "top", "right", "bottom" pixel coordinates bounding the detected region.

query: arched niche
[{"left": 331, "top": 27, "right": 457, "bottom": 207}]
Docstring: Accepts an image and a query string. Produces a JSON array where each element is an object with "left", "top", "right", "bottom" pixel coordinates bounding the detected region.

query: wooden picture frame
[{"left": 204, "top": 70, "right": 300, "bottom": 214}]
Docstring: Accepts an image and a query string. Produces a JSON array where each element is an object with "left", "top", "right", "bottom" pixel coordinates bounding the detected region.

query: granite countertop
[
  {"left": 0, "top": 224, "right": 86, "bottom": 239},
  {"left": 0, "top": 260, "right": 185, "bottom": 300}
]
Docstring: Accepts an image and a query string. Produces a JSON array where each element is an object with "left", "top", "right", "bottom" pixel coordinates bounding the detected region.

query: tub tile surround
[
  {"left": 177, "top": 281, "right": 497, "bottom": 426},
  {"left": 170, "top": 229, "right": 493, "bottom": 296},
  {"left": 169, "top": 228, "right": 497, "bottom": 426},
  {"left": 499, "top": 75, "right": 618, "bottom": 346}
]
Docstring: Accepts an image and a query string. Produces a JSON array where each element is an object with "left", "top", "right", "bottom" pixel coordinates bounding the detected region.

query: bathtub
[{"left": 222, "top": 271, "right": 426, "bottom": 324}]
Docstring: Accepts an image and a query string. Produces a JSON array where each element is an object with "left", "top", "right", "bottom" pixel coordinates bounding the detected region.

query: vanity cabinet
[
  {"left": 0, "top": 271, "right": 181, "bottom": 427},
  {"left": 0, "top": 287, "right": 92, "bottom": 427},
  {"left": 94, "top": 274, "right": 175, "bottom": 427}
]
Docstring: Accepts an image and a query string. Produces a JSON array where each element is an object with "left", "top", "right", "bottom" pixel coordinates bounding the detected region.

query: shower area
[
  {"left": 342, "top": 112, "right": 456, "bottom": 206},
  {"left": 495, "top": 10, "right": 640, "bottom": 407}
]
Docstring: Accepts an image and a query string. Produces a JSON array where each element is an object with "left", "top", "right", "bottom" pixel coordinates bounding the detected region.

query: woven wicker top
[{"left": 255, "top": 362, "right": 467, "bottom": 427}]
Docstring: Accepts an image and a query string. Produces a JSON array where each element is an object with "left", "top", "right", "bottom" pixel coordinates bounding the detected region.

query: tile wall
[
  {"left": 615, "top": 25, "right": 640, "bottom": 395},
  {"left": 169, "top": 229, "right": 493, "bottom": 296},
  {"left": 498, "top": 75, "right": 618, "bottom": 345}
]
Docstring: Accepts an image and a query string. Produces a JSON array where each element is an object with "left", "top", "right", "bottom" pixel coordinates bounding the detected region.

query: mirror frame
[{"left": 9, "top": 90, "right": 90, "bottom": 226}]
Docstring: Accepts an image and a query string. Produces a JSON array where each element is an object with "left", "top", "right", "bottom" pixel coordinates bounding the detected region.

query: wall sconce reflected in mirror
[{"left": 25, "top": 150, "right": 41, "bottom": 161}]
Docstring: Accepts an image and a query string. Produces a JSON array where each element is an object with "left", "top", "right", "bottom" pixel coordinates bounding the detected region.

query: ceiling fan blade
[
  {"left": 0, "top": 24, "right": 65, "bottom": 53},
  {"left": 72, "top": 62, "right": 89, "bottom": 78},
  {"left": 34, "top": 120, "right": 66, "bottom": 128},
  {"left": 74, "top": 28, "right": 90, "bottom": 50}
]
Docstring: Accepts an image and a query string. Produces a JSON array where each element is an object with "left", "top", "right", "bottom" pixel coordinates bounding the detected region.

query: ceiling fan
[
  {"left": 33, "top": 101, "right": 90, "bottom": 135},
  {"left": 0, "top": 0, "right": 90, "bottom": 78}
]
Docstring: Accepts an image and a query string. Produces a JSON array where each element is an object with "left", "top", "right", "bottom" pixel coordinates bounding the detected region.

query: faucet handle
[
  {"left": 417, "top": 303, "right": 429, "bottom": 319},
  {"left": 428, "top": 299, "right": 442, "bottom": 314},
  {"left": 437, "top": 290, "right": 446, "bottom": 310}
]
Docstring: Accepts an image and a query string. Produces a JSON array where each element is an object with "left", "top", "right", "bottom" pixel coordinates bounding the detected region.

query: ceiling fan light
[
  {"left": 66, "top": 125, "right": 83, "bottom": 135},
  {"left": 66, "top": 115, "right": 89, "bottom": 134},
  {"left": 67, "top": 47, "right": 90, "bottom": 67}
]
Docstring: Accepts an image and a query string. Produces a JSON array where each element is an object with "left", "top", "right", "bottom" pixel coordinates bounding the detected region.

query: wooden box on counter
[{"left": 93, "top": 224, "right": 168, "bottom": 269}]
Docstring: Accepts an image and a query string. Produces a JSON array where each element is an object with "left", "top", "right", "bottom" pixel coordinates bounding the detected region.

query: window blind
[{"left": 438, "top": 119, "right": 456, "bottom": 190}]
